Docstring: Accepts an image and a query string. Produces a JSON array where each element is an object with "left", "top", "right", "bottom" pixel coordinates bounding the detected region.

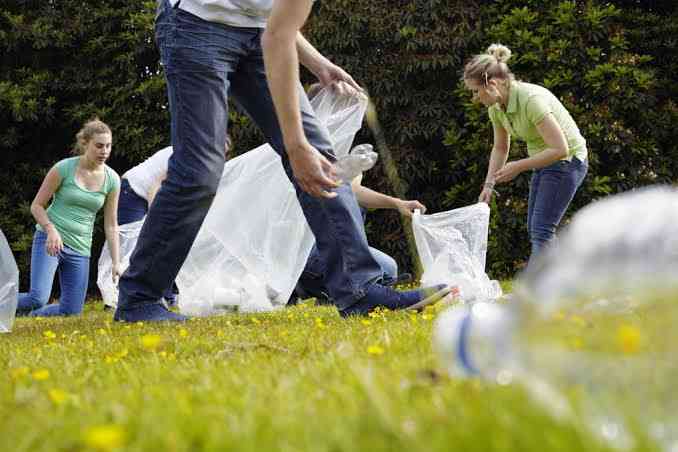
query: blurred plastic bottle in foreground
[
  {"left": 333, "top": 144, "right": 378, "bottom": 182},
  {"left": 434, "top": 186, "right": 678, "bottom": 452},
  {"left": 0, "top": 229, "right": 19, "bottom": 333}
]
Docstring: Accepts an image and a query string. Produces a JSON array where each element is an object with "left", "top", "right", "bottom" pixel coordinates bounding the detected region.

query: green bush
[{"left": 1, "top": 1, "right": 676, "bottom": 292}]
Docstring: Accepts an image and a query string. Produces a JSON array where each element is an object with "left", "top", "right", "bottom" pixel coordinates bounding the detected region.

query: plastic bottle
[
  {"left": 434, "top": 299, "right": 678, "bottom": 452},
  {"left": 332, "top": 144, "right": 378, "bottom": 182}
]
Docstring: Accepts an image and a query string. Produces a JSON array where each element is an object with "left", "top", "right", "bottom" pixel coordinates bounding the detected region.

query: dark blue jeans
[
  {"left": 527, "top": 156, "right": 588, "bottom": 264},
  {"left": 117, "top": 1, "right": 382, "bottom": 311},
  {"left": 118, "top": 178, "right": 177, "bottom": 303},
  {"left": 17, "top": 230, "right": 90, "bottom": 317}
]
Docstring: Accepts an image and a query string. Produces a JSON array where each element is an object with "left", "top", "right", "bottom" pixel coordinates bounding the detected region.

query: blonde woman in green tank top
[
  {"left": 16, "top": 119, "right": 121, "bottom": 317},
  {"left": 463, "top": 44, "right": 588, "bottom": 267}
]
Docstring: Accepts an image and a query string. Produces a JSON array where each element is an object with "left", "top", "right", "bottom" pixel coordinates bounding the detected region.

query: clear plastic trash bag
[
  {"left": 412, "top": 203, "right": 502, "bottom": 303},
  {"left": 0, "top": 229, "right": 19, "bottom": 332},
  {"left": 519, "top": 185, "right": 678, "bottom": 314},
  {"left": 177, "top": 87, "right": 368, "bottom": 316},
  {"left": 97, "top": 220, "right": 144, "bottom": 309}
]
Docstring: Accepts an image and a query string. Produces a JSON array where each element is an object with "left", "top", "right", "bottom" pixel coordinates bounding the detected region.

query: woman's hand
[
  {"left": 45, "top": 226, "right": 63, "bottom": 256},
  {"left": 478, "top": 187, "right": 495, "bottom": 204},
  {"left": 494, "top": 161, "right": 525, "bottom": 184}
]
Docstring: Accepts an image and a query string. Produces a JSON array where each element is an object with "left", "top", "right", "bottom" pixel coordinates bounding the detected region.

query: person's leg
[
  {"left": 30, "top": 247, "right": 89, "bottom": 317},
  {"left": 16, "top": 230, "right": 59, "bottom": 315},
  {"left": 116, "top": 3, "right": 245, "bottom": 321},
  {"left": 117, "top": 179, "right": 149, "bottom": 226},
  {"left": 369, "top": 247, "right": 398, "bottom": 283},
  {"left": 527, "top": 157, "right": 588, "bottom": 265},
  {"left": 230, "top": 43, "right": 449, "bottom": 315}
]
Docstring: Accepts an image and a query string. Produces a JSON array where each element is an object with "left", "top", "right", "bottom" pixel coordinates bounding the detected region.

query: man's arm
[{"left": 262, "top": 0, "right": 338, "bottom": 198}]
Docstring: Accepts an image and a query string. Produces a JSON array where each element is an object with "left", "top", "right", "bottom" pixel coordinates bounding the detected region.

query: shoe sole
[{"left": 404, "top": 286, "right": 455, "bottom": 311}]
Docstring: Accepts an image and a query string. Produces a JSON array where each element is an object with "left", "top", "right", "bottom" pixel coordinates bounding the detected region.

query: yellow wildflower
[
  {"left": 83, "top": 425, "right": 126, "bottom": 450},
  {"left": 179, "top": 328, "right": 189, "bottom": 338},
  {"left": 367, "top": 345, "right": 385, "bottom": 356},
  {"left": 43, "top": 330, "right": 57, "bottom": 340},
  {"left": 361, "top": 319, "right": 371, "bottom": 326},
  {"left": 48, "top": 388, "right": 69, "bottom": 405},
  {"left": 617, "top": 324, "right": 641, "bottom": 354},
  {"left": 140, "top": 334, "right": 163, "bottom": 351},
  {"left": 32, "top": 369, "right": 50, "bottom": 381}
]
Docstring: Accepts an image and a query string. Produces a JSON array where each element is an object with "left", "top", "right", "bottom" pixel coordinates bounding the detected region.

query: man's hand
[
  {"left": 396, "top": 199, "right": 426, "bottom": 217},
  {"left": 314, "top": 63, "right": 363, "bottom": 94},
  {"left": 288, "top": 141, "right": 340, "bottom": 198},
  {"left": 478, "top": 187, "right": 494, "bottom": 204},
  {"left": 111, "top": 263, "right": 122, "bottom": 285}
]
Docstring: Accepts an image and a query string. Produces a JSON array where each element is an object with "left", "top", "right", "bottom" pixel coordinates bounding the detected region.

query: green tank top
[{"left": 36, "top": 157, "right": 120, "bottom": 257}]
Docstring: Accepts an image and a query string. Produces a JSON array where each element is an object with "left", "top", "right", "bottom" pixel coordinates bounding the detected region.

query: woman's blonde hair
[
  {"left": 463, "top": 43, "right": 514, "bottom": 86},
  {"left": 73, "top": 118, "right": 111, "bottom": 155}
]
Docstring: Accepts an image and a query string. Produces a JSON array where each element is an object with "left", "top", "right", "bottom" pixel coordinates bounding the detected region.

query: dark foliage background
[{"left": 1, "top": 0, "right": 676, "bottom": 294}]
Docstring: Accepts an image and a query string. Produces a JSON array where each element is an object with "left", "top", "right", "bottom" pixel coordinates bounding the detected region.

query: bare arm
[
  {"left": 103, "top": 186, "right": 121, "bottom": 284},
  {"left": 262, "top": 0, "right": 338, "bottom": 198},
  {"left": 494, "top": 114, "right": 569, "bottom": 184},
  {"left": 104, "top": 184, "right": 120, "bottom": 284},
  {"left": 31, "top": 166, "right": 63, "bottom": 255},
  {"left": 479, "top": 123, "right": 511, "bottom": 203},
  {"left": 296, "top": 33, "right": 361, "bottom": 92},
  {"left": 147, "top": 172, "right": 167, "bottom": 206},
  {"left": 351, "top": 179, "right": 426, "bottom": 217}
]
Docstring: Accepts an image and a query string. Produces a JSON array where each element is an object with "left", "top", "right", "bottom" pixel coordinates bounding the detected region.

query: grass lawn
[{"left": 0, "top": 282, "right": 661, "bottom": 452}]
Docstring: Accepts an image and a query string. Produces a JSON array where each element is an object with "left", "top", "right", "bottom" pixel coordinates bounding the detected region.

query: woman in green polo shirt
[
  {"left": 463, "top": 43, "right": 588, "bottom": 265},
  {"left": 16, "top": 118, "right": 121, "bottom": 317}
]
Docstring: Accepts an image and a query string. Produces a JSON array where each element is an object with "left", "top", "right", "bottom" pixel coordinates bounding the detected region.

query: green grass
[{"left": 0, "top": 291, "right": 660, "bottom": 452}]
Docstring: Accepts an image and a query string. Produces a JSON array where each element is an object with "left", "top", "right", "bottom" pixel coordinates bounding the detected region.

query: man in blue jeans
[{"left": 115, "top": 0, "right": 449, "bottom": 322}]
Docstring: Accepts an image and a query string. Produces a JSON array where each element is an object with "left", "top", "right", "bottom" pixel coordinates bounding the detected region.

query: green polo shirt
[
  {"left": 36, "top": 157, "right": 120, "bottom": 257},
  {"left": 488, "top": 81, "right": 587, "bottom": 162}
]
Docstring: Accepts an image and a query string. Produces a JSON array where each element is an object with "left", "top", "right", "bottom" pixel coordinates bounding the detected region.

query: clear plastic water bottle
[
  {"left": 434, "top": 296, "right": 678, "bottom": 452},
  {"left": 333, "top": 143, "right": 378, "bottom": 182}
]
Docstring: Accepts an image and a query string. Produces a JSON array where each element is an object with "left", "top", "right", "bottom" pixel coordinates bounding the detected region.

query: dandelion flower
[
  {"left": 83, "top": 425, "right": 126, "bottom": 450},
  {"left": 48, "top": 388, "right": 69, "bottom": 405},
  {"left": 43, "top": 330, "right": 57, "bottom": 340},
  {"left": 617, "top": 324, "right": 641, "bottom": 354},
  {"left": 140, "top": 334, "right": 163, "bottom": 351},
  {"left": 367, "top": 345, "right": 385, "bottom": 356},
  {"left": 32, "top": 369, "right": 50, "bottom": 381}
]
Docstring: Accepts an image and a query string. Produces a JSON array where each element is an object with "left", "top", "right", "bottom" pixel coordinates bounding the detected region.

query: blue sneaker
[
  {"left": 114, "top": 302, "right": 188, "bottom": 322},
  {"left": 339, "top": 283, "right": 450, "bottom": 317}
]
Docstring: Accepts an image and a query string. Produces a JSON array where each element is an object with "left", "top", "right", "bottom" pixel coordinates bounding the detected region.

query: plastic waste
[
  {"left": 0, "top": 229, "right": 19, "bottom": 333},
  {"left": 97, "top": 220, "right": 144, "bottom": 309},
  {"left": 412, "top": 203, "right": 502, "bottom": 303},
  {"left": 177, "top": 85, "right": 369, "bottom": 316},
  {"left": 434, "top": 186, "right": 678, "bottom": 452},
  {"left": 333, "top": 144, "right": 378, "bottom": 183}
]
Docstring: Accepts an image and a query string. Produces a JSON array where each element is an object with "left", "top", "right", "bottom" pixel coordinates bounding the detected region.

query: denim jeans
[
  {"left": 118, "top": 178, "right": 148, "bottom": 225},
  {"left": 117, "top": 0, "right": 382, "bottom": 311},
  {"left": 302, "top": 243, "right": 398, "bottom": 285},
  {"left": 527, "top": 156, "right": 588, "bottom": 264},
  {"left": 118, "top": 178, "right": 177, "bottom": 302},
  {"left": 16, "top": 230, "right": 90, "bottom": 317}
]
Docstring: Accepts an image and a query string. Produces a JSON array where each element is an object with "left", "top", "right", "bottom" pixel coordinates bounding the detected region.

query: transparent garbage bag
[
  {"left": 520, "top": 185, "right": 678, "bottom": 314},
  {"left": 412, "top": 203, "right": 502, "bottom": 303},
  {"left": 177, "top": 87, "right": 368, "bottom": 316},
  {"left": 0, "top": 229, "right": 19, "bottom": 332},
  {"left": 97, "top": 220, "right": 144, "bottom": 309}
]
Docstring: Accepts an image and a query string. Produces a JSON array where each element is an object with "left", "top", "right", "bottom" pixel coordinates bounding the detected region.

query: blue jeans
[
  {"left": 117, "top": 1, "right": 382, "bottom": 311},
  {"left": 527, "top": 156, "right": 588, "bottom": 264},
  {"left": 302, "top": 243, "right": 398, "bottom": 285},
  {"left": 118, "top": 178, "right": 177, "bottom": 303},
  {"left": 17, "top": 230, "right": 90, "bottom": 317},
  {"left": 118, "top": 178, "right": 148, "bottom": 225}
]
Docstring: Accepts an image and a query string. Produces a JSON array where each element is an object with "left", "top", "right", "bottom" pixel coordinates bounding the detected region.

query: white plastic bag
[
  {"left": 0, "top": 229, "right": 19, "bottom": 332},
  {"left": 412, "top": 203, "right": 502, "bottom": 303},
  {"left": 97, "top": 220, "right": 144, "bottom": 309},
  {"left": 177, "top": 87, "right": 368, "bottom": 316}
]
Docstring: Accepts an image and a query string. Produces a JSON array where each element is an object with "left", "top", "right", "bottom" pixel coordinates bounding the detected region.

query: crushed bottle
[{"left": 332, "top": 143, "right": 378, "bottom": 182}]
